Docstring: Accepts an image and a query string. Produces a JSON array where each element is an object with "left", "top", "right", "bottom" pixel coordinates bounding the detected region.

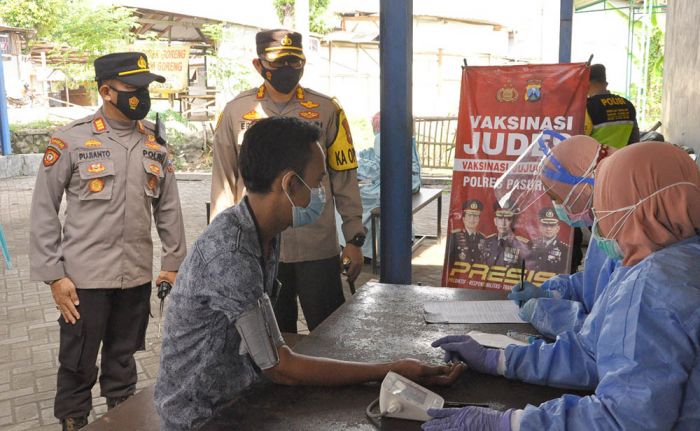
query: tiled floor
[{"left": 0, "top": 175, "right": 449, "bottom": 430}]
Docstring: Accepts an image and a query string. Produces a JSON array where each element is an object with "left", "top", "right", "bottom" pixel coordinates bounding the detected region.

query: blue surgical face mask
[{"left": 284, "top": 173, "right": 326, "bottom": 228}]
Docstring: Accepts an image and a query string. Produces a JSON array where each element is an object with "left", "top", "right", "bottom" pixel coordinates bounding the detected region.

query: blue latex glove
[
  {"left": 518, "top": 299, "right": 537, "bottom": 322},
  {"left": 431, "top": 335, "right": 500, "bottom": 375},
  {"left": 507, "top": 281, "right": 552, "bottom": 305},
  {"left": 422, "top": 406, "right": 513, "bottom": 431}
]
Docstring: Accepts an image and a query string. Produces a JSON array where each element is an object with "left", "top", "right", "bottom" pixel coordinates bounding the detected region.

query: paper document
[
  {"left": 466, "top": 331, "right": 528, "bottom": 348},
  {"left": 423, "top": 300, "right": 526, "bottom": 324}
]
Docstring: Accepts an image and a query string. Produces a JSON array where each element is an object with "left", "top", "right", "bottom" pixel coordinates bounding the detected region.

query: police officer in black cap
[
  {"left": 211, "top": 30, "right": 365, "bottom": 333},
  {"left": 29, "top": 52, "right": 186, "bottom": 430},
  {"left": 528, "top": 207, "right": 569, "bottom": 274},
  {"left": 447, "top": 199, "right": 486, "bottom": 268}
]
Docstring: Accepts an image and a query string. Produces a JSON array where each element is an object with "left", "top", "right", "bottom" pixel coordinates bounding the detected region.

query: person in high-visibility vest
[{"left": 584, "top": 64, "right": 640, "bottom": 149}]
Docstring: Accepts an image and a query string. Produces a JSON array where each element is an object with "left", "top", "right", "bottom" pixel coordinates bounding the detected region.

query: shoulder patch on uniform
[
  {"left": 43, "top": 147, "right": 61, "bottom": 167},
  {"left": 50, "top": 137, "right": 67, "bottom": 150},
  {"left": 145, "top": 141, "right": 161, "bottom": 150},
  {"left": 327, "top": 109, "right": 357, "bottom": 171},
  {"left": 256, "top": 85, "right": 266, "bottom": 99},
  {"left": 299, "top": 110, "right": 320, "bottom": 120},
  {"left": 299, "top": 100, "right": 319, "bottom": 109},
  {"left": 295, "top": 87, "right": 305, "bottom": 100}
]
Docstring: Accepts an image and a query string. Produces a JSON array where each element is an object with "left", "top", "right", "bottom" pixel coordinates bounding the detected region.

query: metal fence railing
[{"left": 413, "top": 116, "right": 458, "bottom": 170}]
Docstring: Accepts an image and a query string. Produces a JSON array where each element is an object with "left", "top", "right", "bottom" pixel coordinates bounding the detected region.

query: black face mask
[
  {"left": 260, "top": 65, "right": 303, "bottom": 94},
  {"left": 108, "top": 86, "right": 151, "bottom": 120}
]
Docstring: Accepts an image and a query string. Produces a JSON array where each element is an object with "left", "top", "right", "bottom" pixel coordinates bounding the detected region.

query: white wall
[{"left": 662, "top": 0, "right": 700, "bottom": 155}]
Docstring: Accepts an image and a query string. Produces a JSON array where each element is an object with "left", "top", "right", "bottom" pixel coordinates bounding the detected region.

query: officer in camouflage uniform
[
  {"left": 482, "top": 203, "right": 530, "bottom": 267},
  {"left": 29, "top": 53, "right": 186, "bottom": 431},
  {"left": 210, "top": 29, "right": 365, "bottom": 332},
  {"left": 528, "top": 207, "right": 569, "bottom": 274},
  {"left": 447, "top": 199, "right": 486, "bottom": 268}
]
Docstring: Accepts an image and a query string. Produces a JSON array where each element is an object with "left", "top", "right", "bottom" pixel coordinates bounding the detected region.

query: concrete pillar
[{"left": 662, "top": 0, "right": 700, "bottom": 154}]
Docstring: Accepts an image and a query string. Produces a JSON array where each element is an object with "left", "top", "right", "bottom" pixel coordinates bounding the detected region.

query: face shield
[{"left": 493, "top": 130, "right": 592, "bottom": 215}]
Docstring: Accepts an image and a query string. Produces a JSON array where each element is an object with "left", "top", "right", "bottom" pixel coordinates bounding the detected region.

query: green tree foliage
[
  {"left": 628, "top": 5, "right": 664, "bottom": 129},
  {"left": 201, "top": 24, "right": 257, "bottom": 97},
  {"left": 0, "top": 0, "right": 64, "bottom": 40},
  {"left": 273, "top": 0, "right": 333, "bottom": 34},
  {"left": 1, "top": 0, "right": 138, "bottom": 86},
  {"left": 0, "top": 0, "right": 137, "bottom": 57}
]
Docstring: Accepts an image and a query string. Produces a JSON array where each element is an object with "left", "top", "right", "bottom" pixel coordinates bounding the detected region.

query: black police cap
[
  {"left": 462, "top": 199, "right": 483, "bottom": 213},
  {"left": 539, "top": 207, "right": 559, "bottom": 224},
  {"left": 94, "top": 52, "right": 165, "bottom": 87},
  {"left": 256, "top": 29, "right": 305, "bottom": 62}
]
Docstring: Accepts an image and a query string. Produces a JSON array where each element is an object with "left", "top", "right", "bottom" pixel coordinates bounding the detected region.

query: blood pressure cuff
[{"left": 234, "top": 293, "right": 285, "bottom": 370}]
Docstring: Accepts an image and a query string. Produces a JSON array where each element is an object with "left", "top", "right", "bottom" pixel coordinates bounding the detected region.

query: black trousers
[
  {"left": 54, "top": 283, "right": 151, "bottom": 419},
  {"left": 273, "top": 256, "right": 345, "bottom": 333}
]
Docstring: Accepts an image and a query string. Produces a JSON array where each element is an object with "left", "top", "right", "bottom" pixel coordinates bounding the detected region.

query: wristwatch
[{"left": 347, "top": 233, "right": 366, "bottom": 247}]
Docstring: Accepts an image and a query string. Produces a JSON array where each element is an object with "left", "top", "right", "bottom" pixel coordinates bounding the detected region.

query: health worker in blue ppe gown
[
  {"left": 424, "top": 141, "right": 700, "bottom": 431},
  {"left": 507, "top": 135, "right": 620, "bottom": 338}
]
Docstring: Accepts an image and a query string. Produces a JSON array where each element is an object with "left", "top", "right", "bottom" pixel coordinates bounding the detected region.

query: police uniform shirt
[
  {"left": 29, "top": 110, "right": 187, "bottom": 288},
  {"left": 482, "top": 232, "right": 530, "bottom": 267},
  {"left": 585, "top": 93, "right": 640, "bottom": 148},
  {"left": 529, "top": 237, "right": 568, "bottom": 273},
  {"left": 210, "top": 85, "right": 364, "bottom": 263},
  {"left": 155, "top": 198, "right": 280, "bottom": 431},
  {"left": 448, "top": 229, "right": 485, "bottom": 265}
]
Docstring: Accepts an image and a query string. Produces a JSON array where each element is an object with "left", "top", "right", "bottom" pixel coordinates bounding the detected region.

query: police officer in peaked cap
[
  {"left": 29, "top": 52, "right": 186, "bottom": 430},
  {"left": 210, "top": 29, "right": 366, "bottom": 334}
]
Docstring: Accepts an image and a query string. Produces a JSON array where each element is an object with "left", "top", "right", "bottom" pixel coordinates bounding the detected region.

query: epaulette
[
  {"left": 516, "top": 236, "right": 530, "bottom": 243},
  {"left": 303, "top": 86, "right": 331, "bottom": 99},
  {"left": 55, "top": 114, "right": 93, "bottom": 133},
  {"left": 330, "top": 96, "right": 344, "bottom": 111},
  {"left": 231, "top": 87, "right": 261, "bottom": 103}
]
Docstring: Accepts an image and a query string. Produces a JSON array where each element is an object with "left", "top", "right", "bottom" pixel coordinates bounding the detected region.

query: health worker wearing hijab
[
  {"left": 425, "top": 141, "right": 700, "bottom": 431},
  {"left": 507, "top": 135, "right": 620, "bottom": 338}
]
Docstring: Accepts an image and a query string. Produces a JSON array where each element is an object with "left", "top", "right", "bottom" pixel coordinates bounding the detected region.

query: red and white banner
[{"left": 442, "top": 63, "right": 590, "bottom": 290}]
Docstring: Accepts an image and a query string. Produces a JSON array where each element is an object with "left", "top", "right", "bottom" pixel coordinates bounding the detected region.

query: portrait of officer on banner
[
  {"left": 527, "top": 206, "right": 569, "bottom": 274},
  {"left": 482, "top": 202, "right": 530, "bottom": 268},
  {"left": 447, "top": 198, "right": 486, "bottom": 268}
]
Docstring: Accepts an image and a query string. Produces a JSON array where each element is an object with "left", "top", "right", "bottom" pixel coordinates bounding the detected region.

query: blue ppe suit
[
  {"left": 336, "top": 133, "right": 421, "bottom": 257},
  {"left": 528, "top": 238, "right": 620, "bottom": 338},
  {"left": 505, "top": 236, "right": 700, "bottom": 430}
]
